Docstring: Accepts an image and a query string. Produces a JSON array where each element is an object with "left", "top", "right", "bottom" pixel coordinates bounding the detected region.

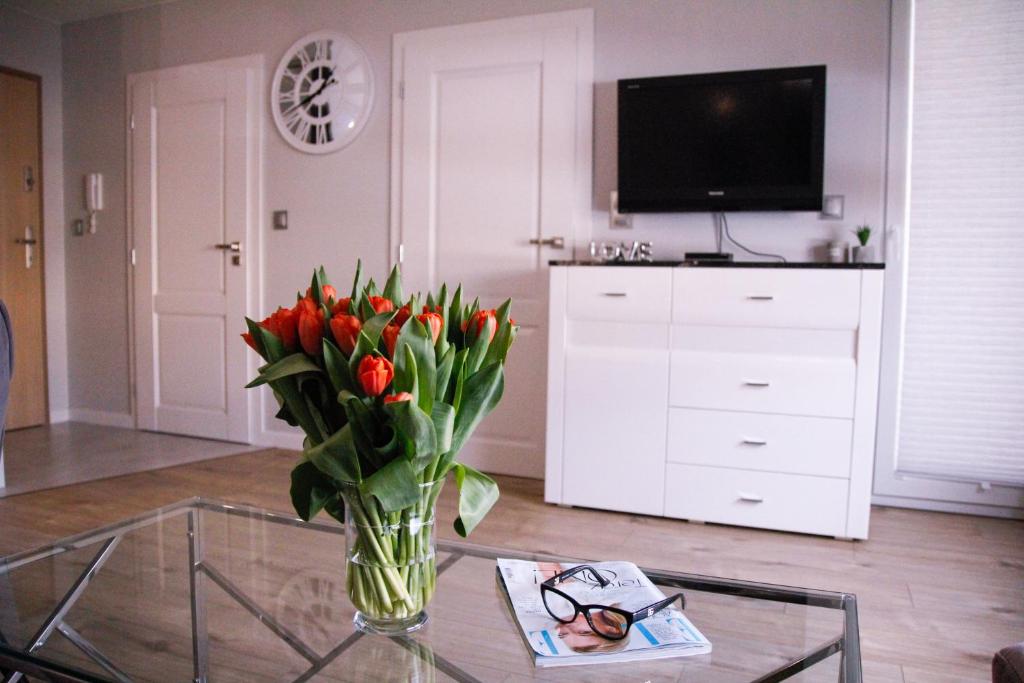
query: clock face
[{"left": 272, "top": 31, "right": 373, "bottom": 154}]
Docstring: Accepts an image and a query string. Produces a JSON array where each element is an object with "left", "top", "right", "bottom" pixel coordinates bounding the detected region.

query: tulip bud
[
  {"left": 305, "top": 284, "right": 337, "bottom": 303},
  {"left": 393, "top": 304, "right": 412, "bottom": 328},
  {"left": 241, "top": 332, "right": 259, "bottom": 353},
  {"left": 331, "top": 297, "right": 352, "bottom": 316},
  {"left": 329, "top": 314, "right": 361, "bottom": 355},
  {"left": 260, "top": 307, "right": 299, "bottom": 351},
  {"left": 298, "top": 307, "right": 325, "bottom": 356},
  {"left": 382, "top": 324, "right": 400, "bottom": 358},
  {"left": 464, "top": 309, "right": 497, "bottom": 343},
  {"left": 368, "top": 296, "right": 395, "bottom": 315},
  {"left": 358, "top": 355, "right": 394, "bottom": 397},
  {"left": 383, "top": 392, "right": 414, "bottom": 404},
  {"left": 416, "top": 312, "right": 443, "bottom": 344}
]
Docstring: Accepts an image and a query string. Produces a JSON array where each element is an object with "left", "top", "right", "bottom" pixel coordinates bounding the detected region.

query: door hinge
[
  {"left": 398, "top": 242, "right": 405, "bottom": 263},
  {"left": 130, "top": 248, "right": 137, "bottom": 266},
  {"left": 398, "top": 82, "right": 405, "bottom": 99}
]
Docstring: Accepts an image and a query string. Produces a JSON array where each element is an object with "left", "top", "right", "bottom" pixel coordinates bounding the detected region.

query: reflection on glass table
[{"left": 0, "top": 498, "right": 861, "bottom": 682}]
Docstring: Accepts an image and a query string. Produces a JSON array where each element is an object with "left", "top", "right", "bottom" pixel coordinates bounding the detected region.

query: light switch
[
  {"left": 273, "top": 210, "right": 288, "bottom": 230},
  {"left": 820, "top": 195, "right": 844, "bottom": 220}
]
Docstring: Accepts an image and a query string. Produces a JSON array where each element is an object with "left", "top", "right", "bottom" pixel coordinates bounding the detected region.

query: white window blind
[{"left": 898, "top": 0, "right": 1024, "bottom": 486}]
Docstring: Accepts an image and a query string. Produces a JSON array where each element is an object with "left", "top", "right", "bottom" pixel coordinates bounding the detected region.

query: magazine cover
[{"left": 496, "top": 558, "right": 712, "bottom": 667}]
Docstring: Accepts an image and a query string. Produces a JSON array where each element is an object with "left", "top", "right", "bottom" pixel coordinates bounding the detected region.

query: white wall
[
  {"left": 58, "top": 0, "right": 891, "bottom": 436},
  {"left": 0, "top": 6, "right": 70, "bottom": 423}
]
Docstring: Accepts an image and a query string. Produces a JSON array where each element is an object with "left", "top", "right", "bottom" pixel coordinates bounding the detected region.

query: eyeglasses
[{"left": 540, "top": 565, "right": 686, "bottom": 641}]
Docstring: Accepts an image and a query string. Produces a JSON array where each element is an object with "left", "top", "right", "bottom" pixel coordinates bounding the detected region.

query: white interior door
[
  {"left": 130, "top": 57, "right": 260, "bottom": 443},
  {"left": 392, "top": 10, "right": 593, "bottom": 478}
]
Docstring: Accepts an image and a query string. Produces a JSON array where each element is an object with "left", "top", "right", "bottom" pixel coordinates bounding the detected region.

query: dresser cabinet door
[{"left": 562, "top": 347, "right": 668, "bottom": 515}]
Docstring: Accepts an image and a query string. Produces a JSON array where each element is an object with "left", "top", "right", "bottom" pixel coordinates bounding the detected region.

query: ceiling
[{"left": 4, "top": 0, "right": 175, "bottom": 24}]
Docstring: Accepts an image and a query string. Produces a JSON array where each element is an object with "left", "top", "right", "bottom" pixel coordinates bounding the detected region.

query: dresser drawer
[
  {"left": 670, "top": 351, "right": 856, "bottom": 418},
  {"left": 567, "top": 267, "right": 672, "bottom": 324},
  {"left": 667, "top": 409, "right": 852, "bottom": 478},
  {"left": 673, "top": 269, "right": 861, "bottom": 329},
  {"left": 664, "top": 464, "right": 849, "bottom": 537}
]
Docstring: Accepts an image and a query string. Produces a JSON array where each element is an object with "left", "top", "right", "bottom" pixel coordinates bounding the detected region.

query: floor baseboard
[{"left": 66, "top": 409, "right": 134, "bottom": 429}]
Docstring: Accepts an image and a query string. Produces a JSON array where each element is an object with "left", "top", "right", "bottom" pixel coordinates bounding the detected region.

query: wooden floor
[
  {"left": 0, "top": 422, "right": 256, "bottom": 497},
  {"left": 0, "top": 447, "right": 1020, "bottom": 682}
]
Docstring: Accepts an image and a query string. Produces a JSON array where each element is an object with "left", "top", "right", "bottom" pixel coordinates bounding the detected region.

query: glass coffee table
[{"left": 0, "top": 499, "right": 861, "bottom": 682}]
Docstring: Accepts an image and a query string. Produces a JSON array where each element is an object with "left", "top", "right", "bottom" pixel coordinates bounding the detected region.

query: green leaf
[
  {"left": 290, "top": 461, "right": 337, "bottom": 521},
  {"left": 393, "top": 344, "right": 419, "bottom": 398},
  {"left": 393, "top": 318, "right": 436, "bottom": 413},
  {"left": 305, "top": 425, "right": 362, "bottom": 484},
  {"left": 431, "top": 402, "right": 455, "bottom": 455},
  {"left": 310, "top": 267, "right": 325, "bottom": 306},
  {"left": 246, "top": 353, "right": 322, "bottom": 388},
  {"left": 349, "top": 259, "right": 363, "bottom": 302},
  {"left": 451, "top": 362, "right": 504, "bottom": 455},
  {"left": 348, "top": 311, "right": 398, "bottom": 377},
  {"left": 341, "top": 395, "right": 385, "bottom": 471},
  {"left": 244, "top": 317, "right": 268, "bottom": 360},
  {"left": 435, "top": 346, "right": 455, "bottom": 403},
  {"left": 382, "top": 265, "right": 404, "bottom": 306},
  {"left": 365, "top": 278, "right": 381, "bottom": 297},
  {"left": 464, "top": 317, "right": 491, "bottom": 375},
  {"left": 448, "top": 285, "right": 464, "bottom": 346},
  {"left": 254, "top": 324, "right": 286, "bottom": 363},
  {"left": 452, "top": 463, "right": 499, "bottom": 537},
  {"left": 322, "top": 338, "right": 353, "bottom": 394},
  {"left": 360, "top": 458, "right": 419, "bottom": 512},
  {"left": 385, "top": 398, "right": 437, "bottom": 473}
]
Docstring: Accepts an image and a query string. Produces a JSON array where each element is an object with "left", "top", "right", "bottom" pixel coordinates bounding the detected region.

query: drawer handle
[
  {"left": 743, "top": 380, "right": 771, "bottom": 388},
  {"left": 738, "top": 492, "right": 764, "bottom": 503},
  {"left": 741, "top": 438, "right": 768, "bottom": 446},
  {"left": 747, "top": 295, "right": 775, "bottom": 301},
  {"left": 601, "top": 292, "right": 628, "bottom": 297}
]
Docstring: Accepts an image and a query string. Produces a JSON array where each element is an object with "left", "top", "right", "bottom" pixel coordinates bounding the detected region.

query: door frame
[
  {"left": 125, "top": 55, "right": 263, "bottom": 443},
  {"left": 0, "top": 64, "right": 49, "bottom": 428},
  {"left": 388, "top": 9, "right": 595, "bottom": 269},
  {"left": 871, "top": 0, "right": 1023, "bottom": 518}
]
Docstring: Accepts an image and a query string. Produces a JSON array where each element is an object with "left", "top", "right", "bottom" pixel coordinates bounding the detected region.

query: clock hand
[{"left": 284, "top": 69, "right": 337, "bottom": 116}]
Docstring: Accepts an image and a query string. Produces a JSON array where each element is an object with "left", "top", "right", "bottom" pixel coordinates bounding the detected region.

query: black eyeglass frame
[{"left": 540, "top": 564, "right": 686, "bottom": 641}]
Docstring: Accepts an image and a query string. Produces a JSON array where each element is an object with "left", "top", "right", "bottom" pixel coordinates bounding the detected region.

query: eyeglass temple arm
[
  {"left": 632, "top": 593, "right": 685, "bottom": 622},
  {"left": 544, "top": 564, "right": 610, "bottom": 587}
]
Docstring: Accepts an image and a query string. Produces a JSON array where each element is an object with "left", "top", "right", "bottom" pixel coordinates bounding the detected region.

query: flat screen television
[{"left": 617, "top": 65, "right": 826, "bottom": 213}]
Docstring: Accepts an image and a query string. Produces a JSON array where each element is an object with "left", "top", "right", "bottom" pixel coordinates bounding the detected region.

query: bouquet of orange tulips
[{"left": 242, "top": 262, "right": 516, "bottom": 630}]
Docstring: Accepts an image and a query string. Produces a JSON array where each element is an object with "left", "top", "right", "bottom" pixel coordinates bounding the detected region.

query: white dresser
[{"left": 544, "top": 263, "right": 884, "bottom": 539}]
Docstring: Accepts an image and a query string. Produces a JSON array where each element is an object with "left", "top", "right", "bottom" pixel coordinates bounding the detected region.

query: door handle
[
  {"left": 214, "top": 241, "right": 242, "bottom": 253},
  {"left": 14, "top": 238, "right": 38, "bottom": 245},
  {"left": 529, "top": 236, "right": 565, "bottom": 249},
  {"left": 741, "top": 438, "right": 768, "bottom": 446},
  {"left": 743, "top": 380, "right": 771, "bottom": 388},
  {"left": 746, "top": 295, "right": 774, "bottom": 301},
  {"left": 738, "top": 492, "right": 765, "bottom": 503}
]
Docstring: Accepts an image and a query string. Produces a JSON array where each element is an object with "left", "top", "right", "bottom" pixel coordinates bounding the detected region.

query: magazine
[{"left": 496, "top": 558, "right": 712, "bottom": 667}]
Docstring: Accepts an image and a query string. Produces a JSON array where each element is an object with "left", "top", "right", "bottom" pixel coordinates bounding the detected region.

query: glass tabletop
[{"left": 0, "top": 499, "right": 860, "bottom": 682}]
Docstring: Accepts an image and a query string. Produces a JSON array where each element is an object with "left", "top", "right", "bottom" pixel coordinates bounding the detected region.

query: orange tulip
[
  {"left": 306, "top": 284, "right": 337, "bottom": 303},
  {"left": 331, "top": 297, "right": 352, "bottom": 316},
  {"left": 383, "top": 392, "right": 414, "bottom": 404},
  {"left": 241, "top": 332, "right": 259, "bottom": 352},
  {"left": 258, "top": 306, "right": 299, "bottom": 351},
  {"left": 358, "top": 355, "right": 394, "bottom": 397},
  {"left": 329, "top": 314, "right": 361, "bottom": 355},
  {"left": 416, "top": 312, "right": 443, "bottom": 344},
  {"left": 382, "top": 324, "right": 400, "bottom": 358},
  {"left": 298, "top": 307, "right": 325, "bottom": 355},
  {"left": 368, "top": 296, "right": 395, "bottom": 315},
  {"left": 463, "top": 309, "right": 497, "bottom": 343},
  {"left": 293, "top": 296, "right": 317, "bottom": 316},
  {"left": 393, "top": 304, "right": 412, "bottom": 328}
]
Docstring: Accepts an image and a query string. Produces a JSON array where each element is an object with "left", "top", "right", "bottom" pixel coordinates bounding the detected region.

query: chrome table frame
[{"left": 0, "top": 498, "right": 861, "bottom": 683}]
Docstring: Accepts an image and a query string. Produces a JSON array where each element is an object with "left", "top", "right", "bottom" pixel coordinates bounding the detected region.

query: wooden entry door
[
  {"left": 130, "top": 57, "right": 259, "bottom": 443},
  {"left": 0, "top": 68, "right": 47, "bottom": 430},
  {"left": 392, "top": 11, "right": 593, "bottom": 478}
]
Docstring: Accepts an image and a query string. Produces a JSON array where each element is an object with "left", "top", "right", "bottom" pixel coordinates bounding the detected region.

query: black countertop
[{"left": 549, "top": 259, "right": 885, "bottom": 270}]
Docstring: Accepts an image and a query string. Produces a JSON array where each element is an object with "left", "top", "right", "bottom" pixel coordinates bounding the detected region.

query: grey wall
[
  {"left": 0, "top": 6, "right": 69, "bottom": 421},
  {"left": 60, "top": 0, "right": 891, "bottom": 418}
]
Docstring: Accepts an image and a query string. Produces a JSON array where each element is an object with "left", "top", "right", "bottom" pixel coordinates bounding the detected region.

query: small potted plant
[{"left": 852, "top": 225, "right": 874, "bottom": 263}]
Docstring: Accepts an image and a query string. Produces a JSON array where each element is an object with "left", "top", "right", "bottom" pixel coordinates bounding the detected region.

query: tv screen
[{"left": 618, "top": 65, "right": 826, "bottom": 212}]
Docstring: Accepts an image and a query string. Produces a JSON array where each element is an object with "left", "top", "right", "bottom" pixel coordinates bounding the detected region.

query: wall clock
[{"left": 271, "top": 31, "right": 374, "bottom": 154}]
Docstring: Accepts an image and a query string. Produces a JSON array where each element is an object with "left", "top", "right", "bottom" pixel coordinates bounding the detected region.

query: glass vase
[{"left": 340, "top": 478, "right": 444, "bottom": 635}]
